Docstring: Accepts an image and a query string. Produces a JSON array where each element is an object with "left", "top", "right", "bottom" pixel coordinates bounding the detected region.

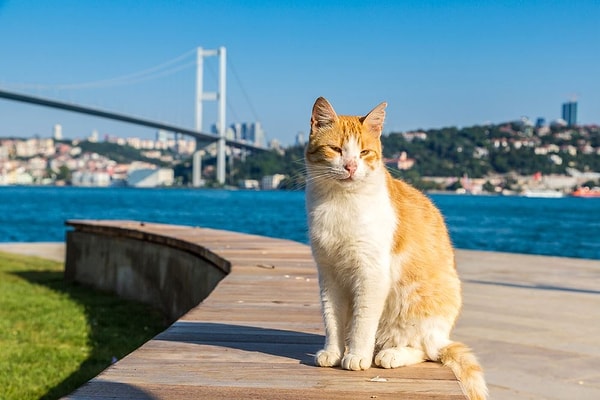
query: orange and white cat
[{"left": 305, "top": 97, "right": 487, "bottom": 400}]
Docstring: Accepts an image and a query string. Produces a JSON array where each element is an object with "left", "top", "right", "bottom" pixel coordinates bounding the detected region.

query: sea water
[{"left": 0, "top": 186, "right": 598, "bottom": 260}]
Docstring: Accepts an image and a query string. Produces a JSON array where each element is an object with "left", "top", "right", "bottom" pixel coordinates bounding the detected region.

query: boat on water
[
  {"left": 522, "top": 189, "right": 564, "bottom": 198},
  {"left": 571, "top": 186, "right": 600, "bottom": 198}
]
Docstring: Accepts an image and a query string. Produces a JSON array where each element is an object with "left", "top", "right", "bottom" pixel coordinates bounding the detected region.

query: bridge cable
[
  {"left": 5, "top": 49, "right": 196, "bottom": 91},
  {"left": 228, "top": 57, "right": 261, "bottom": 123}
]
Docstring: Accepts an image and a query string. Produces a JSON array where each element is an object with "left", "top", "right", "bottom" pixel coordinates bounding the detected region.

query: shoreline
[{"left": 2, "top": 183, "right": 599, "bottom": 196}]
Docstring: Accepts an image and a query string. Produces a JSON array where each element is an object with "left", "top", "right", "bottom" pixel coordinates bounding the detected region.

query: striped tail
[{"left": 439, "top": 342, "right": 488, "bottom": 400}]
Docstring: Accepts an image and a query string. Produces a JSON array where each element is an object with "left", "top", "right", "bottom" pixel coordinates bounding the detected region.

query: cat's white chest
[{"left": 307, "top": 184, "right": 396, "bottom": 272}]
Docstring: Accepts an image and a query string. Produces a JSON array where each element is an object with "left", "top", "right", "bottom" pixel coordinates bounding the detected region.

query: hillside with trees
[
  {"left": 227, "top": 122, "right": 600, "bottom": 190},
  {"left": 380, "top": 124, "right": 599, "bottom": 177}
]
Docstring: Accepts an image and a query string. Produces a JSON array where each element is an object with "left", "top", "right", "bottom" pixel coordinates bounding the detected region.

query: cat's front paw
[
  {"left": 341, "top": 353, "right": 372, "bottom": 371},
  {"left": 315, "top": 349, "right": 342, "bottom": 367}
]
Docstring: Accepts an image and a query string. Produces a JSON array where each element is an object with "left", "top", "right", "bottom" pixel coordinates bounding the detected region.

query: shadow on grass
[{"left": 12, "top": 269, "right": 167, "bottom": 400}]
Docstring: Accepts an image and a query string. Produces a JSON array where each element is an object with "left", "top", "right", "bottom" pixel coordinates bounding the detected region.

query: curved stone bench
[
  {"left": 64, "top": 219, "right": 467, "bottom": 399},
  {"left": 65, "top": 220, "right": 230, "bottom": 322}
]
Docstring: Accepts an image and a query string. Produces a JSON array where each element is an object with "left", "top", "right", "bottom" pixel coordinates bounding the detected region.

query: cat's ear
[
  {"left": 311, "top": 97, "right": 338, "bottom": 131},
  {"left": 361, "top": 102, "right": 387, "bottom": 137}
]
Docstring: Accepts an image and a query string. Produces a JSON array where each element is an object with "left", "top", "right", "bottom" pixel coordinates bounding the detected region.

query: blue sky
[{"left": 0, "top": 0, "right": 598, "bottom": 145}]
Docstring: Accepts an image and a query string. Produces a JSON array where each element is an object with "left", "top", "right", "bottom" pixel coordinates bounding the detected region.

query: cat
[{"left": 304, "top": 97, "right": 488, "bottom": 400}]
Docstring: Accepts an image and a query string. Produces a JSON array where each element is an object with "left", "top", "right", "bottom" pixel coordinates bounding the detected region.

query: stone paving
[{"left": 455, "top": 250, "right": 600, "bottom": 400}]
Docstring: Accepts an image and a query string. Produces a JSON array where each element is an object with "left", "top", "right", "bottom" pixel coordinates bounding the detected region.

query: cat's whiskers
[{"left": 305, "top": 170, "right": 350, "bottom": 186}]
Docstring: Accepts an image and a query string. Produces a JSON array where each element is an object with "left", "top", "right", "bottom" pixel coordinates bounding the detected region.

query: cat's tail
[{"left": 439, "top": 342, "right": 488, "bottom": 400}]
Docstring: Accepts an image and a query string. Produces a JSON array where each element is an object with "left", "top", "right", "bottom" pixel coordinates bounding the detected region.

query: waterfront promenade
[{"left": 1, "top": 235, "right": 599, "bottom": 399}]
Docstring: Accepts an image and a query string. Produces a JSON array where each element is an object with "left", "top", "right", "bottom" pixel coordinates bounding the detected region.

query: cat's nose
[{"left": 344, "top": 160, "right": 357, "bottom": 176}]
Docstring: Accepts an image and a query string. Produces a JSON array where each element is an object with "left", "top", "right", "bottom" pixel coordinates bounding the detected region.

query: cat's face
[{"left": 305, "top": 97, "right": 387, "bottom": 186}]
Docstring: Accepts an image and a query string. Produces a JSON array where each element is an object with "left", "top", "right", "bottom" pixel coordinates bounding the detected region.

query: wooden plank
[
  {"left": 95, "top": 361, "right": 460, "bottom": 390},
  {"left": 72, "top": 381, "right": 468, "bottom": 400}
]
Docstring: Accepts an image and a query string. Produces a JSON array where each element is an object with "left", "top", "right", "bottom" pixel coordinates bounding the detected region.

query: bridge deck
[{"left": 64, "top": 221, "right": 467, "bottom": 399}]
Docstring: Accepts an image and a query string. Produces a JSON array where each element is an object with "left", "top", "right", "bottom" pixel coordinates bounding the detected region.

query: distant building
[
  {"left": 402, "top": 131, "right": 428, "bottom": 141},
  {"left": 53, "top": 124, "right": 63, "bottom": 140},
  {"left": 562, "top": 101, "right": 577, "bottom": 126},
  {"left": 268, "top": 139, "right": 285, "bottom": 155},
  {"left": 535, "top": 118, "right": 546, "bottom": 128},
  {"left": 516, "top": 116, "right": 533, "bottom": 127},
  {"left": 156, "top": 129, "right": 169, "bottom": 143},
  {"left": 229, "top": 123, "right": 243, "bottom": 141},
  {"left": 385, "top": 152, "right": 415, "bottom": 171},
  {"left": 127, "top": 167, "right": 174, "bottom": 187},
  {"left": 295, "top": 132, "right": 305, "bottom": 146},
  {"left": 243, "top": 122, "right": 265, "bottom": 147},
  {"left": 89, "top": 130, "right": 99, "bottom": 143},
  {"left": 238, "top": 179, "right": 260, "bottom": 190},
  {"left": 71, "top": 170, "right": 111, "bottom": 187},
  {"left": 216, "top": 122, "right": 265, "bottom": 147},
  {"left": 261, "top": 174, "right": 286, "bottom": 190}
]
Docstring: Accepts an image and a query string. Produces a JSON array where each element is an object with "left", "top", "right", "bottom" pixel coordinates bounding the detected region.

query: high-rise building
[
  {"left": 156, "top": 129, "right": 169, "bottom": 142},
  {"left": 230, "top": 123, "right": 243, "bottom": 141},
  {"left": 53, "top": 124, "right": 63, "bottom": 140},
  {"left": 562, "top": 101, "right": 577, "bottom": 126},
  {"left": 535, "top": 118, "right": 546, "bottom": 128},
  {"left": 212, "top": 121, "right": 265, "bottom": 147},
  {"left": 250, "top": 122, "right": 265, "bottom": 148}
]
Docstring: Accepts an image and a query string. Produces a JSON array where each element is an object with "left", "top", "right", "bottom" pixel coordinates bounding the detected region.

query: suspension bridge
[{"left": 0, "top": 47, "right": 268, "bottom": 186}]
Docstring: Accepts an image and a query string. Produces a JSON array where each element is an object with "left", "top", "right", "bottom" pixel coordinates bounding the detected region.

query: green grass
[{"left": 0, "top": 251, "right": 167, "bottom": 400}]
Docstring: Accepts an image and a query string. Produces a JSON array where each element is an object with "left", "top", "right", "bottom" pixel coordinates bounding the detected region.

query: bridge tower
[{"left": 193, "top": 46, "right": 227, "bottom": 186}]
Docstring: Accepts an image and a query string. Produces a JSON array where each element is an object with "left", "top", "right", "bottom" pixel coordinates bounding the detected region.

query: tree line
[{"left": 226, "top": 123, "right": 599, "bottom": 189}]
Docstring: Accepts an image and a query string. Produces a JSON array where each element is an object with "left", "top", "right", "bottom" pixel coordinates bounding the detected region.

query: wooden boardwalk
[{"left": 64, "top": 221, "right": 468, "bottom": 399}]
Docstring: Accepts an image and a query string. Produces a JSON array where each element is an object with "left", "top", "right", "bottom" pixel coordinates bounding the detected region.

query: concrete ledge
[{"left": 65, "top": 220, "right": 229, "bottom": 322}]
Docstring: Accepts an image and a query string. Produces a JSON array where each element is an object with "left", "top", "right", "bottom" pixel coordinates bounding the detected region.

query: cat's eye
[
  {"left": 328, "top": 145, "right": 342, "bottom": 154},
  {"left": 360, "top": 149, "right": 371, "bottom": 156}
]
